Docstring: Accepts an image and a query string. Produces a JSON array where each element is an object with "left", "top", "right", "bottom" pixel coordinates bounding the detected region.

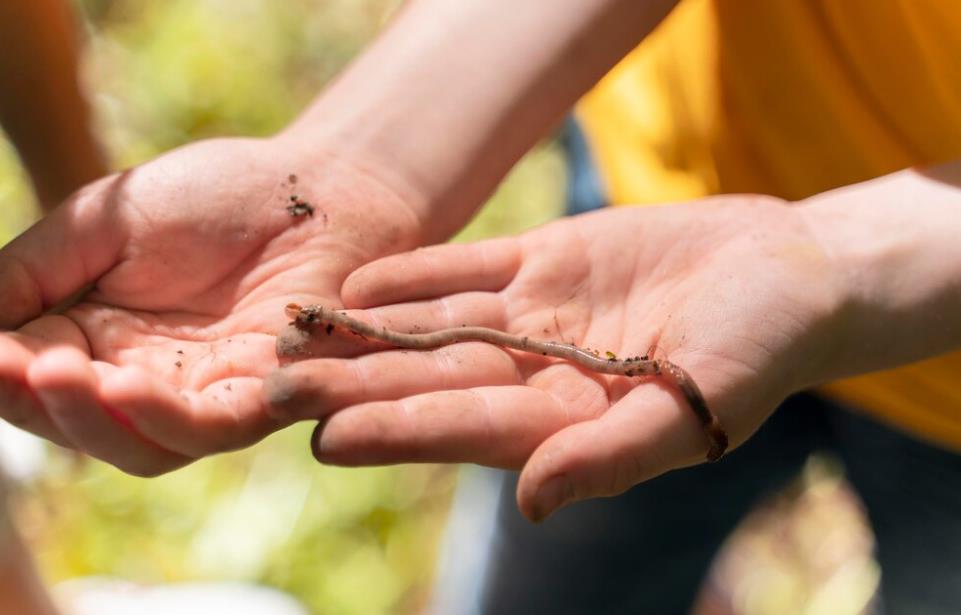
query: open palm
[
  {"left": 267, "top": 197, "right": 844, "bottom": 520},
  {"left": 0, "top": 136, "right": 422, "bottom": 475}
]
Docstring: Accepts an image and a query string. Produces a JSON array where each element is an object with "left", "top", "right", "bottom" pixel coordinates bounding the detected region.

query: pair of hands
[{"left": 0, "top": 137, "right": 841, "bottom": 520}]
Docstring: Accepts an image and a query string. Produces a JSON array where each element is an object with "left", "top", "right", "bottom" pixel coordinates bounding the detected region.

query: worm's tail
[{"left": 659, "top": 361, "right": 728, "bottom": 462}]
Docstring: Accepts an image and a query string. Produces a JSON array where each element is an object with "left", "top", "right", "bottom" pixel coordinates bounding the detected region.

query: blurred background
[{"left": 0, "top": 1, "right": 876, "bottom": 613}]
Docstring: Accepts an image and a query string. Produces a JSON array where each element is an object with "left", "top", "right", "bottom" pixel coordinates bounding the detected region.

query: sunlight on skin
[
  {"left": 267, "top": 196, "right": 846, "bottom": 521},
  {"left": 0, "top": 136, "right": 425, "bottom": 475}
]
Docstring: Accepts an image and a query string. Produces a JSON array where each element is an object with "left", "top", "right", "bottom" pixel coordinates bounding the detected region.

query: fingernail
[{"left": 532, "top": 475, "right": 572, "bottom": 522}]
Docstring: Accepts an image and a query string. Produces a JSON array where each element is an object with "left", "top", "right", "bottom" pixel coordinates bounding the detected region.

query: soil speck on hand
[
  {"left": 277, "top": 324, "right": 315, "bottom": 359},
  {"left": 286, "top": 195, "right": 314, "bottom": 218}
]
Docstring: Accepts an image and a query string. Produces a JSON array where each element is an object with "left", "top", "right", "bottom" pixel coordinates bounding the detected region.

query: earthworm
[{"left": 285, "top": 303, "right": 728, "bottom": 462}]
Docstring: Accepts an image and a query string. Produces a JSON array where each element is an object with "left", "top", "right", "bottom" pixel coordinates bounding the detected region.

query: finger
[
  {"left": 265, "top": 341, "right": 521, "bottom": 420},
  {"left": 27, "top": 347, "right": 190, "bottom": 476},
  {"left": 313, "top": 383, "right": 581, "bottom": 469},
  {"left": 516, "top": 381, "right": 715, "bottom": 523},
  {"left": 341, "top": 238, "right": 521, "bottom": 308},
  {"left": 100, "top": 367, "right": 282, "bottom": 458},
  {"left": 276, "top": 291, "right": 505, "bottom": 360},
  {"left": 0, "top": 174, "right": 125, "bottom": 328},
  {"left": 0, "top": 336, "right": 71, "bottom": 447}
]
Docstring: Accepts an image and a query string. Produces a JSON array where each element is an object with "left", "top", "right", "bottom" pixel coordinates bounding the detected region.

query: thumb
[
  {"left": 0, "top": 174, "right": 125, "bottom": 328},
  {"left": 516, "top": 382, "right": 720, "bottom": 523}
]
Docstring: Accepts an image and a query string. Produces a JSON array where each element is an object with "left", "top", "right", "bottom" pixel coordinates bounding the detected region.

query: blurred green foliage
[
  {"left": 0, "top": 136, "right": 36, "bottom": 237},
  {"left": 22, "top": 426, "right": 459, "bottom": 614},
  {"left": 0, "top": 1, "right": 564, "bottom": 613},
  {"left": 81, "top": 0, "right": 401, "bottom": 164}
]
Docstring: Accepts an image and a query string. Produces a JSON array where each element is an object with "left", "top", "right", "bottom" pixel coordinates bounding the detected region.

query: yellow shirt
[{"left": 577, "top": 0, "right": 961, "bottom": 450}]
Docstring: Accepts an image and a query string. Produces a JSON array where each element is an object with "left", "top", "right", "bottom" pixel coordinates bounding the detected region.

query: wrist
[
  {"left": 796, "top": 165, "right": 961, "bottom": 380},
  {"left": 273, "top": 114, "right": 435, "bottom": 226},
  {"left": 276, "top": 0, "right": 679, "bottom": 243},
  {"left": 275, "top": 82, "right": 496, "bottom": 245}
]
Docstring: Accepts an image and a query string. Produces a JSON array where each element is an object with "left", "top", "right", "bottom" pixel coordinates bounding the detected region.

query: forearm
[
  {"left": 0, "top": 0, "right": 107, "bottom": 211},
  {"left": 0, "top": 478, "right": 59, "bottom": 615},
  {"left": 279, "top": 0, "right": 676, "bottom": 241},
  {"left": 799, "top": 161, "right": 961, "bottom": 380}
]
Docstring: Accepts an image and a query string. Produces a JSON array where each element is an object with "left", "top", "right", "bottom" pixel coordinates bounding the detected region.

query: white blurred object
[
  {"left": 0, "top": 422, "right": 46, "bottom": 482},
  {"left": 56, "top": 579, "right": 310, "bottom": 615},
  {"left": 427, "top": 466, "right": 505, "bottom": 615}
]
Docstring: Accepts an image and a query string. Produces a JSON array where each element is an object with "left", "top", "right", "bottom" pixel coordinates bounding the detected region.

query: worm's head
[
  {"left": 285, "top": 303, "right": 327, "bottom": 328},
  {"left": 278, "top": 303, "right": 324, "bottom": 361}
]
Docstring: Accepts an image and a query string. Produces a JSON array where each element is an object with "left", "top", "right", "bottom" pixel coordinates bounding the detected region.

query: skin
[
  {"left": 0, "top": 520, "right": 60, "bottom": 615},
  {"left": 0, "top": 135, "right": 426, "bottom": 475},
  {"left": 0, "top": 4, "right": 111, "bottom": 613},
  {"left": 0, "top": 0, "right": 106, "bottom": 210},
  {"left": 268, "top": 196, "right": 836, "bottom": 521},
  {"left": 268, "top": 164, "right": 961, "bottom": 522}
]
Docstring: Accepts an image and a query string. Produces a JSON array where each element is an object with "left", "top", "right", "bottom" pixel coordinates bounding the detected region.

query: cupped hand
[
  {"left": 266, "top": 196, "right": 847, "bottom": 521},
  {"left": 0, "top": 136, "right": 423, "bottom": 475}
]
